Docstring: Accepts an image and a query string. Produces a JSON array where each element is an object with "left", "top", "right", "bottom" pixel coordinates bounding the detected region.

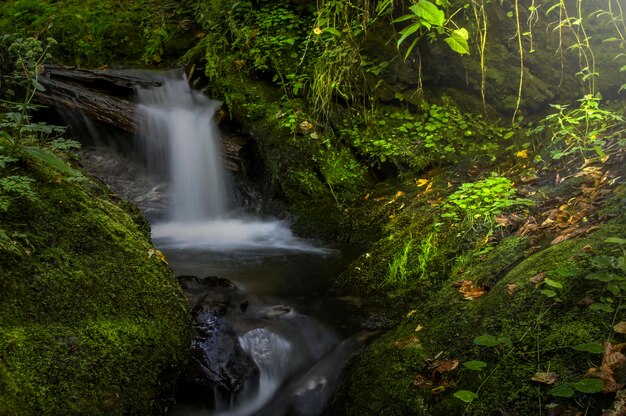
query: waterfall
[
  {"left": 135, "top": 72, "right": 329, "bottom": 253},
  {"left": 136, "top": 76, "right": 228, "bottom": 221}
]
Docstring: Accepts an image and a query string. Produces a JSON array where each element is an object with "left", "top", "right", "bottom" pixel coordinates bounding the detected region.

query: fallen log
[
  {"left": 35, "top": 66, "right": 246, "bottom": 172},
  {"left": 43, "top": 64, "right": 162, "bottom": 95},
  {"left": 37, "top": 75, "right": 138, "bottom": 133}
]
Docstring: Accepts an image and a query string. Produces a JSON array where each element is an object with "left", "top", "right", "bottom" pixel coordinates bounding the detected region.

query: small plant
[
  {"left": 1, "top": 35, "right": 82, "bottom": 254},
  {"left": 394, "top": 0, "right": 470, "bottom": 59},
  {"left": 386, "top": 236, "right": 413, "bottom": 285},
  {"left": 454, "top": 334, "right": 514, "bottom": 404},
  {"left": 441, "top": 174, "right": 533, "bottom": 229},
  {"left": 539, "top": 94, "right": 625, "bottom": 161},
  {"left": 578, "top": 237, "right": 626, "bottom": 314}
]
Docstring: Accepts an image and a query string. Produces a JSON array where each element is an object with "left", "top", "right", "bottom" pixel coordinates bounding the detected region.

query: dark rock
[
  {"left": 177, "top": 275, "right": 205, "bottom": 290},
  {"left": 361, "top": 314, "right": 388, "bottom": 330},
  {"left": 193, "top": 292, "right": 230, "bottom": 317},
  {"left": 185, "top": 306, "right": 258, "bottom": 394},
  {"left": 177, "top": 275, "right": 237, "bottom": 291}
]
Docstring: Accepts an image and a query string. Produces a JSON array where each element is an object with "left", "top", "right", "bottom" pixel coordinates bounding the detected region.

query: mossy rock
[
  {"left": 0, "top": 168, "right": 191, "bottom": 415},
  {"left": 334, "top": 185, "right": 626, "bottom": 416}
]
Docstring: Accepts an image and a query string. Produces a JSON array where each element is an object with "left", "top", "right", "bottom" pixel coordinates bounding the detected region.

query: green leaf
[
  {"left": 540, "top": 289, "right": 557, "bottom": 298},
  {"left": 548, "top": 383, "right": 575, "bottom": 397},
  {"left": 31, "top": 78, "right": 45, "bottom": 92},
  {"left": 544, "top": 278, "right": 563, "bottom": 289},
  {"left": 606, "top": 237, "right": 626, "bottom": 245},
  {"left": 473, "top": 335, "right": 499, "bottom": 347},
  {"left": 585, "top": 272, "right": 618, "bottom": 282},
  {"left": 397, "top": 22, "right": 424, "bottom": 49},
  {"left": 589, "top": 303, "right": 614, "bottom": 313},
  {"left": 413, "top": 0, "right": 445, "bottom": 27},
  {"left": 392, "top": 14, "right": 417, "bottom": 24},
  {"left": 323, "top": 27, "right": 341, "bottom": 37},
  {"left": 497, "top": 336, "right": 513, "bottom": 348},
  {"left": 23, "top": 146, "right": 76, "bottom": 175},
  {"left": 573, "top": 342, "right": 603, "bottom": 354},
  {"left": 463, "top": 360, "right": 487, "bottom": 371},
  {"left": 453, "top": 390, "right": 478, "bottom": 403},
  {"left": 573, "top": 378, "right": 603, "bottom": 393},
  {"left": 444, "top": 29, "right": 470, "bottom": 55}
]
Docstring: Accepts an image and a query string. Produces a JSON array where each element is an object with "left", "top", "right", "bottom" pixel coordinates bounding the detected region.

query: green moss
[
  {"left": 336, "top": 183, "right": 626, "bottom": 415},
  {"left": 335, "top": 322, "right": 428, "bottom": 416},
  {"left": 0, "top": 0, "right": 194, "bottom": 67},
  {"left": 0, "top": 169, "right": 191, "bottom": 415}
]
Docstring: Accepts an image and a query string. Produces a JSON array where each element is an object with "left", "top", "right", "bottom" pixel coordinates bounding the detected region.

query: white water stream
[
  {"left": 132, "top": 74, "right": 359, "bottom": 416},
  {"left": 136, "top": 74, "right": 326, "bottom": 253}
]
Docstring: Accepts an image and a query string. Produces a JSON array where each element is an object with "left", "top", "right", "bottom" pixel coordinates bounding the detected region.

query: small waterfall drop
[
  {"left": 135, "top": 73, "right": 327, "bottom": 253},
  {"left": 131, "top": 72, "right": 355, "bottom": 416},
  {"left": 136, "top": 77, "right": 228, "bottom": 221}
]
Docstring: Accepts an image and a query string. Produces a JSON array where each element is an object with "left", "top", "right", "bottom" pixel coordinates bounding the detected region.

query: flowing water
[{"left": 127, "top": 73, "right": 365, "bottom": 416}]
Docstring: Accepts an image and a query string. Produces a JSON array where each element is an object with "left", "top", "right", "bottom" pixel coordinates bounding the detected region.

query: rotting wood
[{"left": 35, "top": 66, "right": 246, "bottom": 171}]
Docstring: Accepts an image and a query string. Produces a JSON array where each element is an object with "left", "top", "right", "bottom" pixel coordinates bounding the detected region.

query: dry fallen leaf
[
  {"left": 431, "top": 358, "right": 459, "bottom": 380},
  {"left": 581, "top": 245, "right": 594, "bottom": 253},
  {"left": 413, "top": 374, "right": 434, "bottom": 388},
  {"left": 393, "top": 335, "right": 421, "bottom": 348},
  {"left": 454, "top": 279, "right": 487, "bottom": 300},
  {"left": 416, "top": 178, "right": 429, "bottom": 187},
  {"left": 530, "top": 272, "right": 545, "bottom": 285},
  {"left": 532, "top": 371, "right": 558, "bottom": 385},
  {"left": 584, "top": 342, "right": 626, "bottom": 393},
  {"left": 415, "top": 324, "right": 424, "bottom": 332},
  {"left": 547, "top": 403, "right": 583, "bottom": 416},
  {"left": 604, "top": 389, "right": 626, "bottom": 416},
  {"left": 506, "top": 284, "right": 518, "bottom": 296},
  {"left": 614, "top": 322, "right": 626, "bottom": 334},
  {"left": 578, "top": 295, "right": 594, "bottom": 307}
]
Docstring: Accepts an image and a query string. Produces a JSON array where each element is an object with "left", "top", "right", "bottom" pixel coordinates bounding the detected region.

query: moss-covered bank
[
  {"left": 0, "top": 166, "right": 191, "bottom": 415},
  {"left": 330, "top": 172, "right": 626, "bottom": 415}
]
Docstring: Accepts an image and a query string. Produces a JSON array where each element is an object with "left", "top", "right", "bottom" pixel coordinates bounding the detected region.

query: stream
[{"left": 71, "top": 72, "right": 367, "bottom": 415}]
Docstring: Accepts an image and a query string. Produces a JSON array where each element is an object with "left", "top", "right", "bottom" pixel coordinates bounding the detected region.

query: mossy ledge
[
  {"left": 0, "top": 166, "right": 191, "bottom": 415},
  {"left": 330, "top": 184, "right": 626, "bottom": 415}
]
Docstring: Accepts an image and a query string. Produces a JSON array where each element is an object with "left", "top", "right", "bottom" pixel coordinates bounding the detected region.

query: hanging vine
[{"left": 471, "top": 0, "right": 488, "bottom": 115}]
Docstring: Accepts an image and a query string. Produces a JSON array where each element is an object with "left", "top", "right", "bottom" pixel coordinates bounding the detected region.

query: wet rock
[
  {"left": 258, "top": 305, "right": 291, "bottom": 319},
  {"left": 193, "top": 292, "right": 230, "bottom": 316},
  {"left": 177, "top": 275, "right": 237, "bottom": 291},
  {"left": 177, "top": 275, "right": 205, "bottom": 290},
  {"left": 184, "top": 305, "right": 258, "bottom": 395},
  {"left": 361, "top": 314, "right": 388, "bottom": 330}
]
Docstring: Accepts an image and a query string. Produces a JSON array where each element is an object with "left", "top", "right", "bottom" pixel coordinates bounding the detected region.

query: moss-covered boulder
[
  {"left": 331, "top": 178, "right": 626, "bottom": 415},
  {"left": 0, "top": 167, "right": 191, "bottom": 415}
]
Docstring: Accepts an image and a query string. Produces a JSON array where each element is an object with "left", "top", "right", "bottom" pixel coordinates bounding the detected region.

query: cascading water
[
  {"left": 130, "top": 73, "right": 363, "bottom": 416},
  {"left": 137, "top": 78, "right": 228, "bottom": 221},
  {"left": 135, "top": 74, "right": 328, "bottom": 253},
  {"left": 45, "top": 68, "right": 365, "bottom": 416}
]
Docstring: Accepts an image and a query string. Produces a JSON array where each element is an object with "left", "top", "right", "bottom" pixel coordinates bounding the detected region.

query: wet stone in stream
[
  {"left": 178, "top": 275, "right": 258, "bottom": 398},
  {"left": 177, "top": 274, "right": 302, "bottom": 403}
]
